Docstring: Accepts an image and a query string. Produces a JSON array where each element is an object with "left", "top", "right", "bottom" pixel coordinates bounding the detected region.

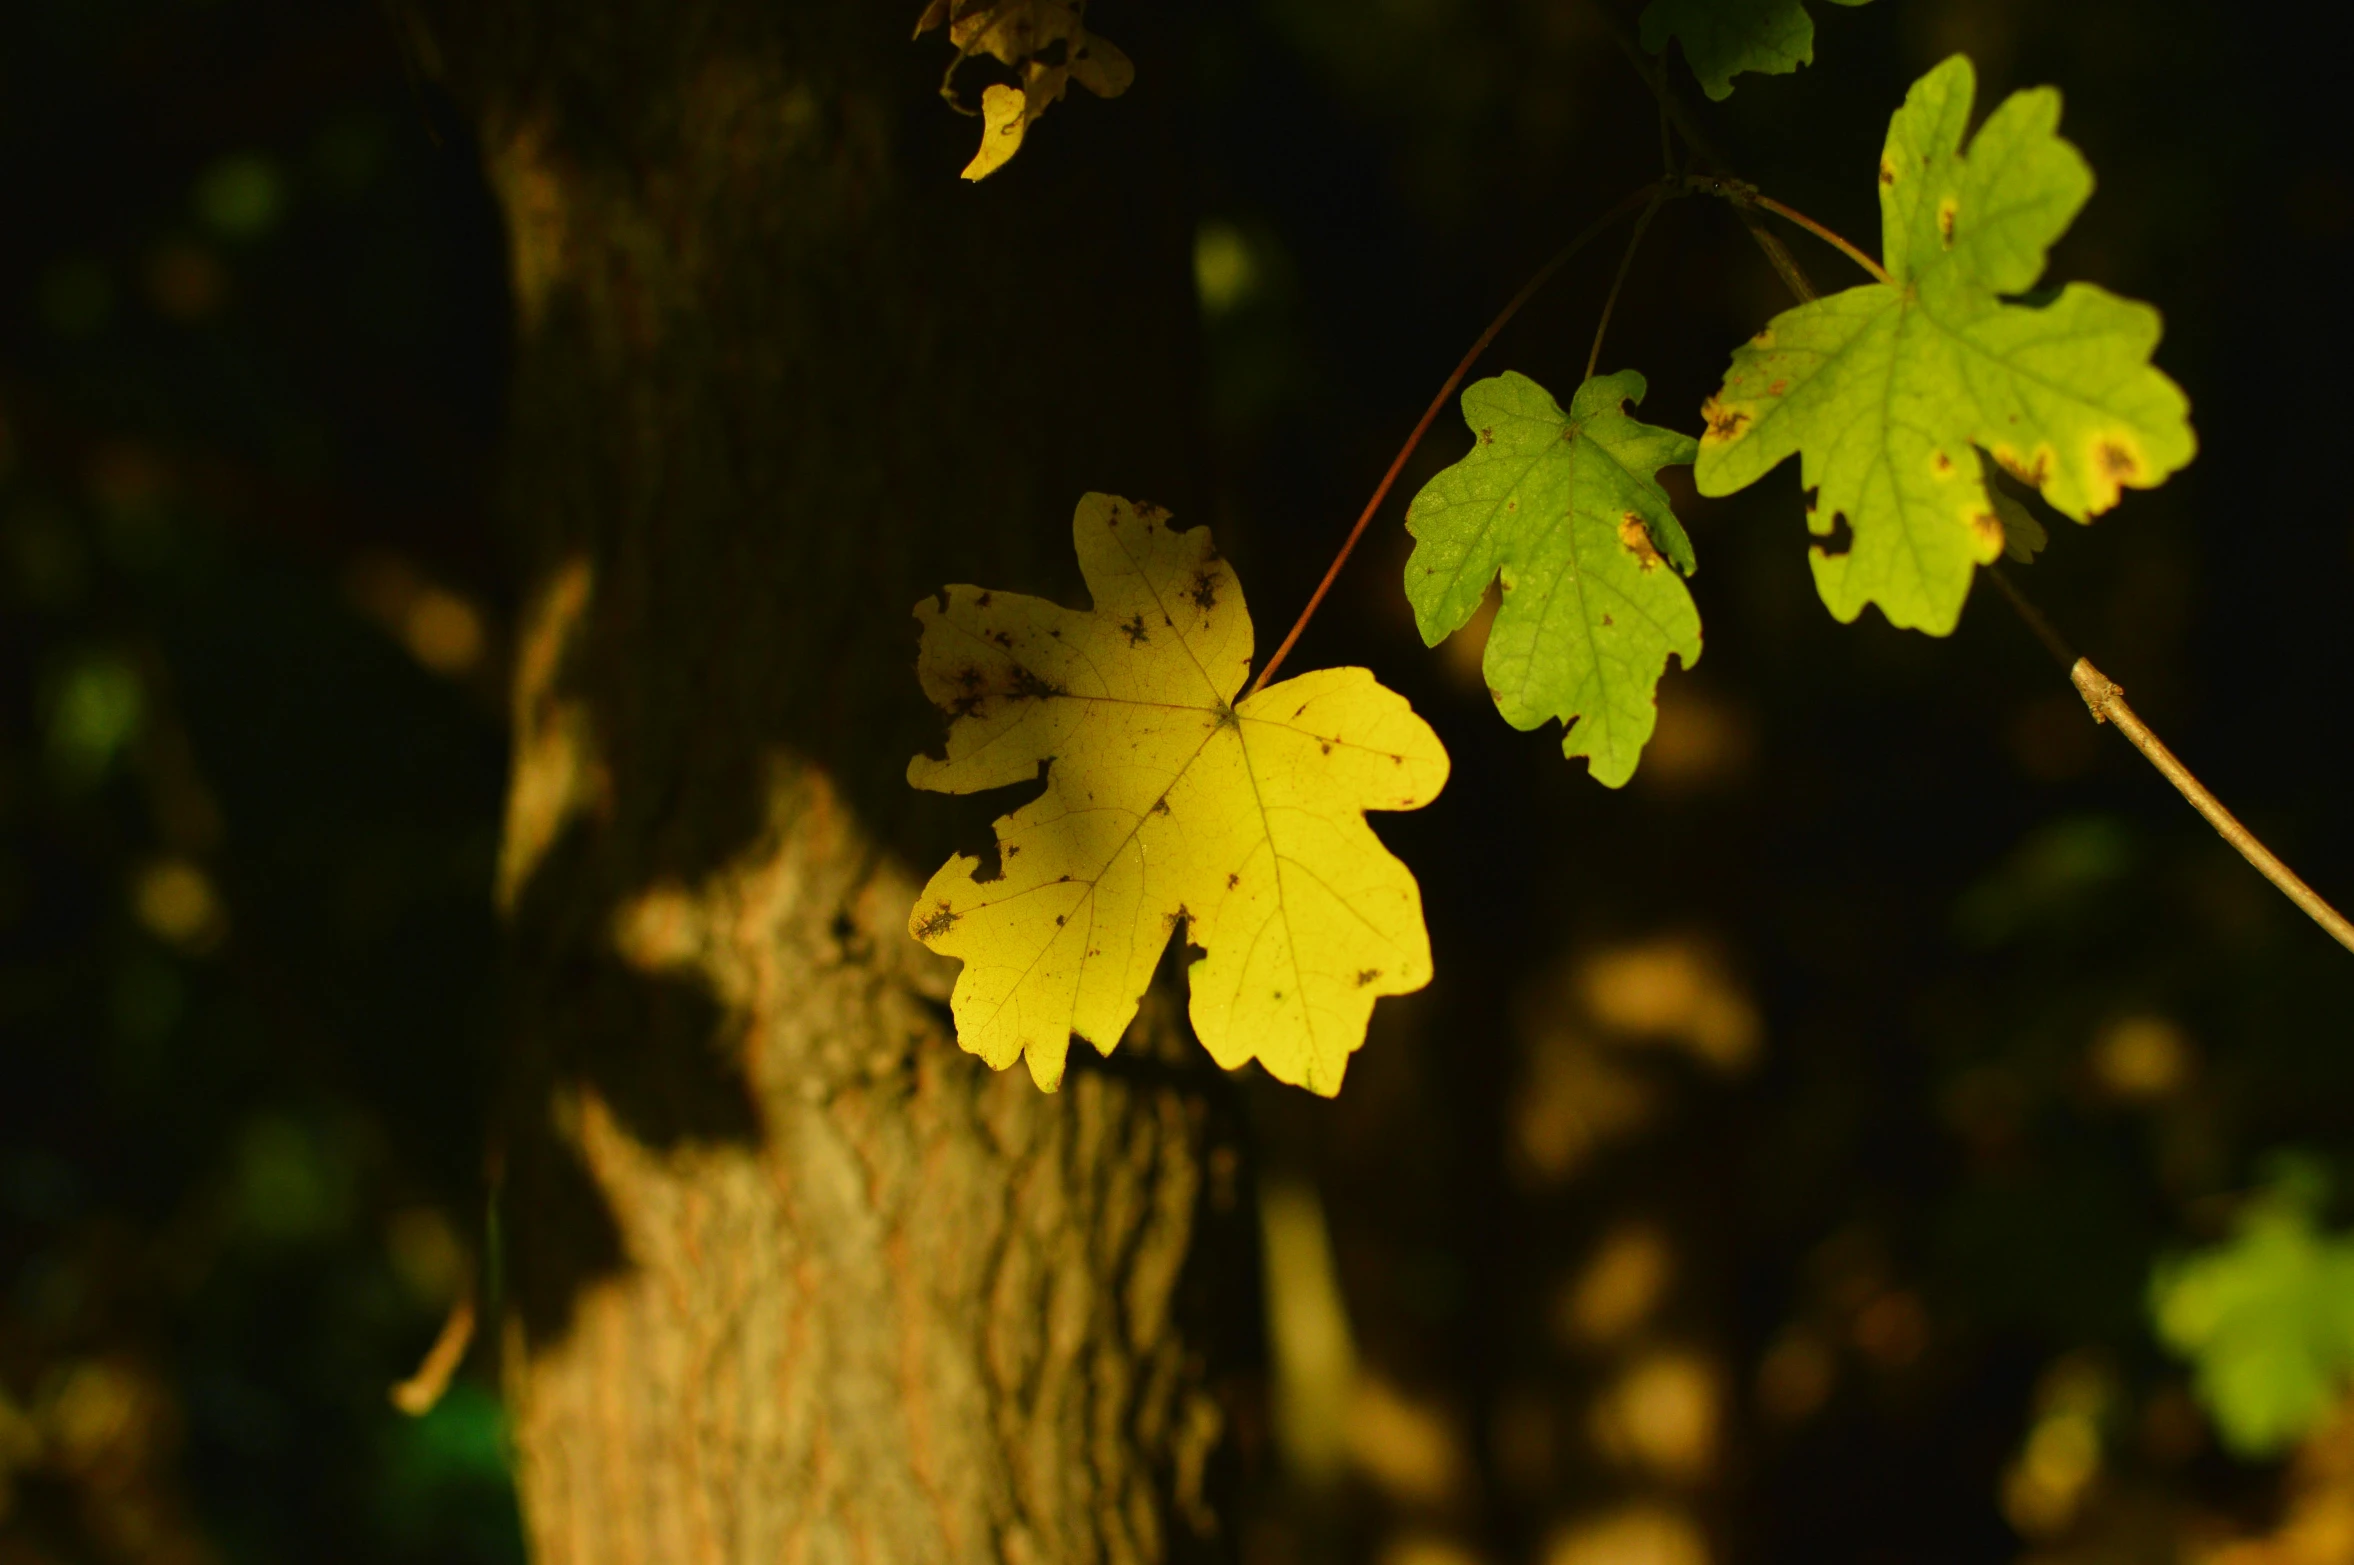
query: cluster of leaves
[
  {"left": 904, "top": 39, "right": 2197, "bottom": 1106},
  {"left": 915, "top": 0, "right": 1133, "bottom": 180}
]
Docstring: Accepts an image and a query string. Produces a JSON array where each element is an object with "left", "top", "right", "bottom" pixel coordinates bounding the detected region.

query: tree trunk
[{"left": 405, "top": 4, "right": 1249, "bottom": 1559}]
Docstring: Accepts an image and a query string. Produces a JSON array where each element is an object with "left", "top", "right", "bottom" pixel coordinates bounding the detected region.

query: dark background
[{"left": 3, "top": 1, "right": 2350, "bottom": 1562}]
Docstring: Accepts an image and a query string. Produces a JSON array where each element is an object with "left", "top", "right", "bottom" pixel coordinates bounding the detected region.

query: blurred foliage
[
  {"left": 4, "top": 0, "right": 2354, "bottom": 1562},
  {"left": 2154, "top": 1159, "right": 2354, "bottom": 1461},
  {"left": 1, "top": 0, "right": 515, "bottom": 1557}
]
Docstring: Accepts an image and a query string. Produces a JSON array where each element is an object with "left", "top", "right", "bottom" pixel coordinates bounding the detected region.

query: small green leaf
[
  {"left": 1693, "top": 55, "right": 2196, "bottom": 634},
  {"left": 1639, "top": 0, "right": 1873, "bottom": 101},
  {"left": 2153, "top": 1164, "right": 2354, "bottom": 1458},
  {"left": 1404, "top": 370, "right": 1700, "bottom": 789}
]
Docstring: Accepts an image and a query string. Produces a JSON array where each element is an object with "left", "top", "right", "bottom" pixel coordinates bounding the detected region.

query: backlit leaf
[
  {"left": 1404, "top": 370, "right": 1701, "bottom": 788},
  {"left": 1693, "top": 55, "right": 2195, "bottom": 633},
  {"left": 908, "top": 494, "right": 1447, "bottom": 1096}
]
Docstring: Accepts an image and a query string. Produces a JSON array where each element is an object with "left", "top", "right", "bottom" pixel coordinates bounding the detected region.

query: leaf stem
[
  {"left": 1751, "top": 194, "right": 1891, "bottom": 285},
  {"left": 1585, "top": 189, "right": 1668, "bottom": 383},
  {"left": 1248, "top": 182, "right": 1663, "bottom": 694}
]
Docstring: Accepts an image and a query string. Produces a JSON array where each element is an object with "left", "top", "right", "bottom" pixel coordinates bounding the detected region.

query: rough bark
[{"left": 404, "top": 3, "right": 1250, "bottom": 1560}]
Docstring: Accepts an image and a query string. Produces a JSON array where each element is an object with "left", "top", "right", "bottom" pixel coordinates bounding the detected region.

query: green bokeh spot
[{"left": 195, "top": 153, "right": 286, "bottom": 239}]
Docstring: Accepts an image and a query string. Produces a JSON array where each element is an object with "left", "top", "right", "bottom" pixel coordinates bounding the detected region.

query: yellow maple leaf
[{"left": 908, "top": 494, "right": 1449, "bottom": 1096}]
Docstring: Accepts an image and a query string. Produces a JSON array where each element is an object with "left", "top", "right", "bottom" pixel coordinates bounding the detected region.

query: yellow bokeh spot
[
  {"left": 132, "top": 857, "right": 225, "bottom": 951},
  {"left": 1545, "top": 1505, "right": 1709, "bottom": 1565},
  {"left": 2091, "top": 1013, "right": 2192, "bottom": 1100}
]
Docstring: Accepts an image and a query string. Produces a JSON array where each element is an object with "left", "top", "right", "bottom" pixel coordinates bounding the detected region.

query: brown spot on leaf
[
  {"left": 1618, "top": 513, "right": 1666, "bottom": 571},
  {"left": 916, "top": 903, "right": 959, "bottom": 940},
  {"left": 1008, "top": 667, "right": 1064, "bottom": 701},
  {"left": 976, "top": 590, "right": 993, "bottom": 607},
  {"left": 1121, "top": 612, "right": 1150, "bottom": 646},
  {"left": 1701, "top": 395, "right": 1749, "bottom": 444},
  {"left": 1478, "top": 426, "right": 1495, "bottom": 446},
  {"left": 1151, "top": 797, "right": 1171, "bottom": 816},
  {"left": 1931, "top": 449, "right": 1955, "bottom": 477},
  {"left": 1878, "top": 154, "right": 1899, "bottom": 187},
  {"left": 2084, "top": 435, "right": 2144, "bottom": 513},
  {"left": 1967, "top": 509, "right": 2004, "bottom": 553},
  {"left": 1752, "top": 327, "right": 1775, "bottom": 348},
  {"left": 1354, "top": 968, "right": 1381, "bottom": 987},
  {"left": 989, "top": 629, "right": 1014, "bottom": 648},
  {"left": 1319, "top": 741, "right": 1331, "bottom": 755},
  {"left": 1227, "top": 872, "right": 1241, "bottom": 889},
  {"left": 1937, "top": 197, "right": 1958, "bottom": 247},
  {"left": 1993, "top": 444, "right": 2053, "bottom": 488},
  {"left": 1190, "top": 570, "right": 1220, "bottom": 611},
  {"left": 1768, "top": 380, "right": 1788, "bottom": 396}
]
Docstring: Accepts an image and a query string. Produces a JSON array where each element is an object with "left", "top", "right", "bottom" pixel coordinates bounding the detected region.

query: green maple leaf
[
  {"left": 1403, "top": 370, "right": 1700, "bottom": 788},
  {"left": 2153, "top": 1165, "right": 2354, "bottom": 1458},
  {"left": 1693, "top": 54, "right": 2196, "bottom": 635},
  {"left": 1639, "top": 0, "right": 1873, "bottom": 101}
]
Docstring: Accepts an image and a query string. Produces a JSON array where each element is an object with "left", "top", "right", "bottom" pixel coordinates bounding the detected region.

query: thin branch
[
  {"left": 2071, "top": 661, "right": 2354, "bottom": 954},
  {"left": 1585, "top": 191, "right": 1667, "bottom": 382},
  {"left": 1654, "top": 46, "right": 1678, "bottom": 180},
  {"left": 1248, "top": 182, "right": 1664, "bottom": 694},
  {"left": 1595, "top": 11, "right": 1880, "bottom": 294},
  {"left": 1598, "top": 10, "right": 1734, "bottom": 175}
]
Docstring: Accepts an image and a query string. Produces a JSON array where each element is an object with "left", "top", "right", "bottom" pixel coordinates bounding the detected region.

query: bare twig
[
  {"left": 2071, "top": 661, "right": 2354, "bottom": 954},
  {"left": 1989, "top": 565, "right": 2352, "bottom": 952}
]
